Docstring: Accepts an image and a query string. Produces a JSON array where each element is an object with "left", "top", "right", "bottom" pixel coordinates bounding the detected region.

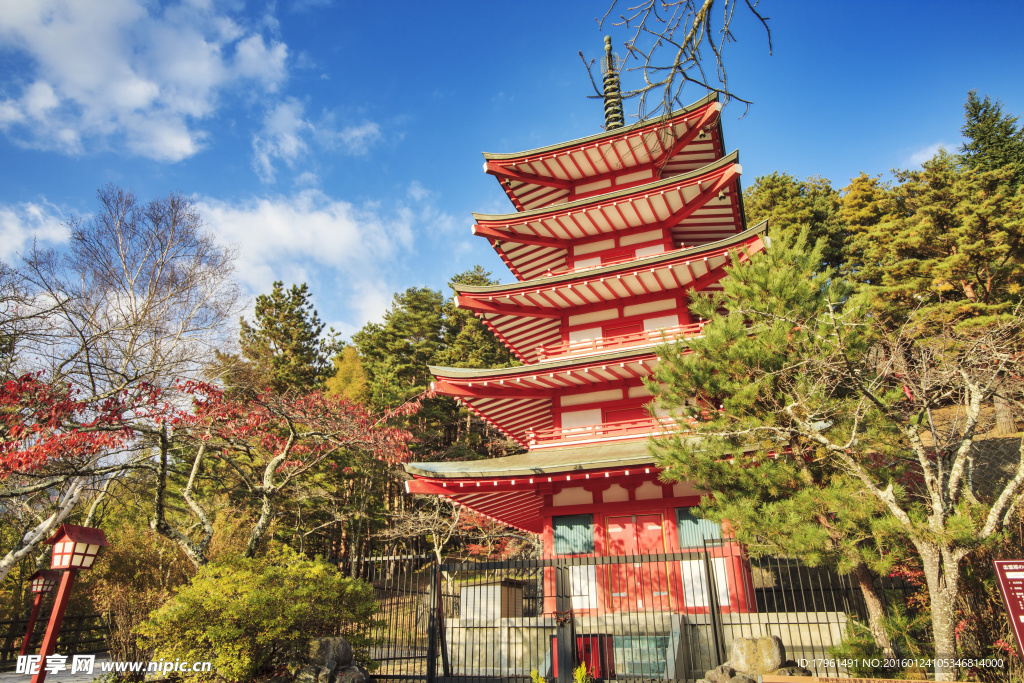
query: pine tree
[
  {"left": 324, "top": 345, "right": 369, "bottom": 403},
  {"left": 651, "top": 232, "right": 1024, "bottom": 679},
  {"left": 959, "top": 90, "right": 1024, "bottom": 187},
  {"left": 743, "top": 172, "right": 844, "bottom": 270},
  {"left": 434, "top": 266, "right": 518, "bottom": 369},
  {"left": 850, "top": 150, "right": 1024, "bottom": 330},
  {"left": 234, "top": 281, "right": 334, "bottom": 394}
]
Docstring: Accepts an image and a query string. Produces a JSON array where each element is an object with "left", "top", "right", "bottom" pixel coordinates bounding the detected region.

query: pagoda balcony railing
[
  {"left": 527, "top": 415, "right": 678, "bottom": 448},
  {"left": 536, "top": 322, "right": 706, "bottom": 361}
]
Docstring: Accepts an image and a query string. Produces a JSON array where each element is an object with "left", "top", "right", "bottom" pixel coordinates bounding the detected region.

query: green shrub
[{"left": 136, "top": 547, "right": 381, "bottom": 681}]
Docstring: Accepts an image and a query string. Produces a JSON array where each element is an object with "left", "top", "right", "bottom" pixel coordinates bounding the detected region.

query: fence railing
[
  {"left": 0, "top": 612, "right": 107, "bottom": 672},
  {"left": 527, "top": 417, "right": 677, "bottom": 448},
  {"left": 535, "top": 323, "right": 706, "bottom": 361},
  {"left": 348, "top": 546, "right": 915, "bottom": 683}
]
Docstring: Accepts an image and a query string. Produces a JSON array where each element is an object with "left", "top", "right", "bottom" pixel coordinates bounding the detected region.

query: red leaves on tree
[
  {"left": 0, "top": 373, "right": 138, "bottom": 478},
  {"left": 174, "top": 381, "right": 413, "bottom": 471}
]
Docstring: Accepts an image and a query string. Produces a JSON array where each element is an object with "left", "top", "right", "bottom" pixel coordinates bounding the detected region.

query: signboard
[
  {"left": 994, "top": 559, "right": 1024, "bottom": 656},
  {"left": 762, "top": 678, "right": 894, "bottom": 683}
]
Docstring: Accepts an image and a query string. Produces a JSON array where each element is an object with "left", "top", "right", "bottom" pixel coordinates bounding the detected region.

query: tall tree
[
  {"left": 850, "top": 150, "right": 1024, "bottom": 330},
  {"left": 232, "top": 281, "right": 334, "bottom": 394},
  {"left": 3, "top": 185, "right": 238, "bottom": 583},
  {"left": 651, "top": 233, "right": 1024, "bottom": 680},
  {"left": 743, "top": 172, "right": 844, "bottom": 270},
  {"left": 434, "top": 266, "right": 518, "bottom": 370},
  {"left": 353, "top": 286, "right": 444, "bottom": 410},
  {"left": 149, "top": 382, "right": 413, "bottom": 566},
  {"left": 959, "top": 90, "right": 1024, "bottom": 187}
]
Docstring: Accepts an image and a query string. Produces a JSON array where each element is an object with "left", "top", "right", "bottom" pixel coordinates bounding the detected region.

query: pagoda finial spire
[{"left": 601, "top": 36, "right": 625, "bottom": 131}]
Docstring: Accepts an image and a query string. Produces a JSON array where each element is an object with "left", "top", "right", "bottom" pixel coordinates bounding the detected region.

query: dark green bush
[{"left": 136, "top": 547, "right": 380, "bottom": 681}]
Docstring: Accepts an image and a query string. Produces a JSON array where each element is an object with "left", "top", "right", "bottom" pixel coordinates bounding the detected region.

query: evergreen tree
[
  {"left": 353, "top": 287, "right": 445, "bottom": 408},
  {"left": 849, "top": 150, "right": 1024, "bottom": 330},
  {"left": 743, "top": 172, "right": 844, "bottom": 270},
  {"left": 434, "top": 266, "right": 518, "bottom": 369},
  {"left": 324, "top": 345, "right": 369, "bottom": 403},
  {"left": 232, "top": 281, "right": 334, "bottom": 394},
  {"left": 959, "top": 90, "right": 1024, "bottom": 187},
  {"left": 651, "top": 233, "right": 1024, "bottom": 679}
]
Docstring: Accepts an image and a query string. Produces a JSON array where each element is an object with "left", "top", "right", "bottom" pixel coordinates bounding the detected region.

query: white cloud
[
  {"left": 0, "top": 0, "right": 288, "bottom": 161},
  {"left": 252, "top": 98, "right": 312, "bottom": 182},
  {"left": 907, "top": 142, "right": 953, "bottom": 168},
  {"left": 252, "top": 99, "right": 383, "bottom": 183},
  {"left": 198, "top": 190, "right": 415, "bottom": 324},
  {"left": 0, "top": 201, "right": 68, "bottom": 262},
  {"left": 197, "top": 185, "right": 459, "bottom": 330}
]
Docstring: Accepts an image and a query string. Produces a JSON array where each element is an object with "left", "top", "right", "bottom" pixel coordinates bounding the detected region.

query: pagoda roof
[
  {"left": 430, "top": 346, "right": 669, "bottom": 448},
  {"left": 484, "top": 95, "right": 725, "bottom": 212},
  {"left": 454, "top": 223, "right": 767, "bottom": 363},
  {"left": 474, "top": 153, "right": 742, "bottom": 281},
  {"left": 404, "top": 440, "right": 659, "bottom": 532}
]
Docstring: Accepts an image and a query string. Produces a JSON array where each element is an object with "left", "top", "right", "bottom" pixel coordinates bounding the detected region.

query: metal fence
[{"left": 347, "top": 546, "right": 913, "bottom": 683}]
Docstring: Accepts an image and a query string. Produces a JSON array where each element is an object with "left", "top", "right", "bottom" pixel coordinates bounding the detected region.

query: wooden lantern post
[
  {"left": 30, "top": 524, "right": 109, "bottom": 683},
  {"left": 20, "top": 570, "right": 61, "bottom": 656}
]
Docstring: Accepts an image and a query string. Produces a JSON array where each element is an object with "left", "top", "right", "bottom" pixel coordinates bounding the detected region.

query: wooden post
[
  {"left": 426, "top": 562, "right": 438, "bottom": 683},
  {"left": 704, "top": 545, "right": 727, "bottom": 666},
  {"left": 554, "top": 563, "right": 575, "bottom": 683},
  {"left": 19, "top": 594, "right": 44, "bottom": 657},
  {"left": 30, "top": 569, "right": 77, "bottom": 683}
]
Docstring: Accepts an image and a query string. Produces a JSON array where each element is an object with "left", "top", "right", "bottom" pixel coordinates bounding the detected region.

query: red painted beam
[{"left": 454, "top": 296, "right": 562, "bottom": 319}]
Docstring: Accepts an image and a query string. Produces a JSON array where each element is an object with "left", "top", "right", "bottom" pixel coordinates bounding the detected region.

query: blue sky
[{"left": 2, "top": 1, "right": 1023, "bottom": 340}]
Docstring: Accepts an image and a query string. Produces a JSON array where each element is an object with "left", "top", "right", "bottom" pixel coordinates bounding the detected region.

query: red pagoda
[{"left": 405, "top": 39, "right": 766, "bottom": 615}]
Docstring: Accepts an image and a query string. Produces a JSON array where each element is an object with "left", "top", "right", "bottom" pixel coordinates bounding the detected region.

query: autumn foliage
[{"left": 0, "top": 373, "right": 137, "bottom": 478}]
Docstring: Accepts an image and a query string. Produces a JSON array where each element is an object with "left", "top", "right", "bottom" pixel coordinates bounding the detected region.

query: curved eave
[
  {"left": 458, "top": 220, "right": 767, "bottom": 296},
  {"left": 429, "top": 348, "right": 666, "bottom": 447},
  {"left": 406, "top": 440, "right": 657, "bottom": 479},
  {"left": 431, "top": 344, "right": 663, "bottom": 383},
  {"left": 474, "top": 151, "right": 738, "bottom": 226},
  {"left": 475, "top": 153, "right": 742, "bottom": 281},
  {"left": 483, "top": 95, "right": 724, "bottom": 212},
  {"left": 454, "top": 224, "right": 765, "bottom": 363}
]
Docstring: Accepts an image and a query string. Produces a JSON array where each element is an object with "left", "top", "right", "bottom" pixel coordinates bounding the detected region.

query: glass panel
[{"left": 75, "top": 542, "right": 87, "bottom": 553}]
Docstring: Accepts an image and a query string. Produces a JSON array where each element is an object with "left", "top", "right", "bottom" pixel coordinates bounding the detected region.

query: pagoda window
[
  {"left": 676, "top": 507, "right": 723, "bottom": 549},
  {"left": 553, "top": 514, "right": 595, "bottom": 555}
]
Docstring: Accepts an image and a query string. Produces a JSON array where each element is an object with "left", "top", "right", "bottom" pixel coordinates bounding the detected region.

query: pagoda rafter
[
  {"left": 483, "top": 95, "right": 725, "bottom": 211},
  {"left": 475, "top": 153, "right": 742, "bottom": 281},
  {"left": 454, "top": 225, "right": 766, "bottom": 363}
]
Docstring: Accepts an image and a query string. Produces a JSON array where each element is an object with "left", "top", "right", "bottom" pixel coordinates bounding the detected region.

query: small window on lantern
[
  {"left": 45, "top": 524, "right": 109, "bottom": 572},
  {"left": 29, "top": 570, "right": 60, "bottom": 594}
]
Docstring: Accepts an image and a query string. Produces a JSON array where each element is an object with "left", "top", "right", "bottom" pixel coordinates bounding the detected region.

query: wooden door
[{"left": 605, "top": 514, "right": 671, "bottom": 611}]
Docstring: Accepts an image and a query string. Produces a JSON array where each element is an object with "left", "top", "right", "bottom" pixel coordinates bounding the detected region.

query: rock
[
  {"left": 335, "top": 664, "right": 370, "bottom": 683},
  {"left": 704, "top": 664, "right": 735, "bottom": 683},
  {"left": 308, "top": 637, "right": 353, "bottom": 668},
  {"left": 754, "top": 635, "right": 785, "bottom": 673},
  {"left": 317, "top": 669, "right": 331, "bottom": 683},
  {"left": 295, "top": 665, "right": 322, "bottom": 683},
  {"left": 771, "top": 664, "right": 813, "bottom": 677},
  {"left": 730, "top": 638, "right": 757, "bottom": 673},
  {"left": 728, "top": 635, "right": 785, "bottom": 675},
  {"left": 728, "top": 675, "right": 756, "bottom": 683}
]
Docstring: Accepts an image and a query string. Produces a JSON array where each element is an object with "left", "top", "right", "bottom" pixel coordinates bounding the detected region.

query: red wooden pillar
[
  {"left": 30, "top": 568, "right": 77, "bottom": 683},
  {"left": 19, "top": 593, "right": 45, "bottom": 657}
]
